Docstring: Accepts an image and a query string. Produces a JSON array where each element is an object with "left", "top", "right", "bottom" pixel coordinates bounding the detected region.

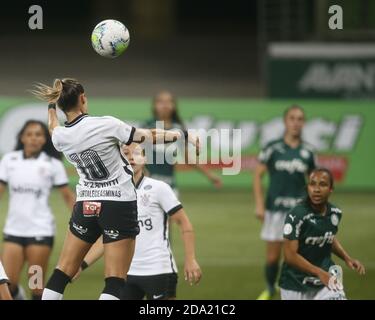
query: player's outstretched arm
[
  {"left": 183, "top": 145, "right": 222, "bottom": 189},
  {"left": 332, "top": 237, "right": 365, "bottom": 275},
  {"left": 253, "top": 163, "right": 267, "bottom": 221},
  {"left": 170, "top": 209, "right": 202, "bottom": 285},
  {"left": 133, "top": 128, "right": 181, "bottom": 144},
  {"left": 0, "top": 183, "right": 6, "bottom": 200},
  {"left": 48, "top": 103, "right": 60, "bottom": 135},
  {"left": 58, "top": 185, "right": 76, "bottom": 210},
  {"left": 192, "top": 163, "right": 222, "bottom": 188},
  {"left": 133, "top": 128, "right": 200, "bottom": 154}
]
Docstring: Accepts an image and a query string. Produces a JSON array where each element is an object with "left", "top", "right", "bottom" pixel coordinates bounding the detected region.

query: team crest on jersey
[
  {"left": 300, "top": 149, "right": 310, "bottom": 159},
  {"left": 284, "top": 223, "right": 293, "bottom": 235},
  {"left": 331, "top": 214, "right": 339, "bottom": 226},
  {"left": 83, "top": 201, "right": 102, "bottom": 217},
  {"left": 144, "top": 185, "right": 152, "bottom": 190},
  {"left": 140, "top": 194, "right": 151, "bottom": 206}
]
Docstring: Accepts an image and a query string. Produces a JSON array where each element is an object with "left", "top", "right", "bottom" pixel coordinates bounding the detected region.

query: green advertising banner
[
  {"left": 267, "top": 44, "right": 375, "bottom": 98},
  {"left": 0, "top": 98, "right": 373, "bottom": 190}
]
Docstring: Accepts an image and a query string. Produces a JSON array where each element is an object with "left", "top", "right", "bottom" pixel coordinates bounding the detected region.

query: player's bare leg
[
  {"left": 2, "top": 242, "right": 25, "bottom": 299},
  {"left": 56, "top": 231, "right": 93, "bottom": 276},
  {"left": 42, "top": 231, "right": 92, "bottom": 300},
  {"left": 100, "top": 238, "right": 135, "bottom": 300},
  {"left": 25, "top": 244, "right": 52, "bottom": 300}
]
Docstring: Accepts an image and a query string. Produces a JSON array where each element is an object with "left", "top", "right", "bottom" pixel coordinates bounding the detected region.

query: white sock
[
  {"left": 42, "top": 288, "right": 63, "bottom": 300},
  {"left": 13, "top": 285, "right": 26, "bottom": 300},
  {"left": 99, "top": 293, "right": 120, "bottom": 300}
]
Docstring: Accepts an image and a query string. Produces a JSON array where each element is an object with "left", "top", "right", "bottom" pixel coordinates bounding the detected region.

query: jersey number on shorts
[{"left": 69, "top": 150, "right": 110, "bottom": 180}]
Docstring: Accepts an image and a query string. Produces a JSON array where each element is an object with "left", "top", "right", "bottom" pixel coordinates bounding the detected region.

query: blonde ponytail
[{"left": 30, "top": 78, "right": 63, "bottom": 103}]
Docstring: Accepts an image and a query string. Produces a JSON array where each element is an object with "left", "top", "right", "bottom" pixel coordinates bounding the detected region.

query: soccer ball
[{"left": 91, "top": 19, "right": 130, "bottom": 58}]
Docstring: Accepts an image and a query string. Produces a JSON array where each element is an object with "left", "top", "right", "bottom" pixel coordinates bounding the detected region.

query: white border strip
[{"left": 269, "top": 43, "right": 375, "bottom": 58}]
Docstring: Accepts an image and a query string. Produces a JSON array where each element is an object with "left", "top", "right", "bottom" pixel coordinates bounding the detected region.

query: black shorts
[
  {"left": 69, "top": 200, "right": 139, "bottom": 244},
  {"left": 122, "top": 273, "right": 178, "bottom": 300},
  {"left": 3, "top": 234, "right": 54, "bottom": 248}
]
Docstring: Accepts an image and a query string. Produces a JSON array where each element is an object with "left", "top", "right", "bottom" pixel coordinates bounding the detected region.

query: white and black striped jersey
[
  {"left": 128, "top": 176, "right": 182, "bottom": 276},
  {"left": 52, "top": 114, "right": 136, "bottom": 202},
  {"left": 0, "top": 151, "right": 68, "bottom": 237}
]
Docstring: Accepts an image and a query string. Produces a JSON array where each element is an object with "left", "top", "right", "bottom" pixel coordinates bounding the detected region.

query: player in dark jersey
[
  {"left": 279, "top": 168, "right": 365, "bottom": 300},
  {"left": 254, "top": 105, "right": 316, "bottom": 300},
  {"left": 144, "top": 91, "right": 222, "bottom": 193}
]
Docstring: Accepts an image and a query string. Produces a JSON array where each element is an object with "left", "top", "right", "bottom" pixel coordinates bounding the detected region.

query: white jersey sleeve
[
  {"left": 0, "top": 154, "right": 9, "bottom": 184},
  {"left": 157, "top": 181, "right": 183, "bottom": 216},
  {"left": 51, "top": 158, "right": 69, "bottom": 187},
  {"left": 0, "top": 260, "right": 9, "bottom": 283},
  {"left": 105, "top": 116, "right": 135, "bottom": 145},
  {"left": 52, "top": 116, "right": 135, "bottom": 149},
  {"left": 51, "top": 126, "right": 65, "bottom": 152}
]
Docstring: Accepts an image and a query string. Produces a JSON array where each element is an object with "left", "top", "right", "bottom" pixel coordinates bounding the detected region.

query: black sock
[
  {"left": 32, "top": 293, "right": 42, "bottom": 300},
  {"left": 10, "top": 285, "right": 19, "bottom": 298},
  {"left": 102, "top": 277, "right": 125, "bottom": 299},
  {"left": 45, "top": 268, "right": 71, "bottom": 294},
  {"left": 265, "top": 263, "right": 279, "bottom": 296}
]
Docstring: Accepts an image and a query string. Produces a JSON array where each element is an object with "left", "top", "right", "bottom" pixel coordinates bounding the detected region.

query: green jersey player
[
  {"left": 254, "top": 105, "right": 316, "bottom": 300},
  {"left": 144, "top": 91, "right": 222, "bottom": 194},
  {"left": 280, "top": 168, "right": 365, "bottom": 300}
]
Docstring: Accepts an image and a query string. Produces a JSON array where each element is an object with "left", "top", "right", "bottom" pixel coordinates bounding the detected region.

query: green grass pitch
[{"left": 0, "top": 189, "right": 374, "bottom": 300}]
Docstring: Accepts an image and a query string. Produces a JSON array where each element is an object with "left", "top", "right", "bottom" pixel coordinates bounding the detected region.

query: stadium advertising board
[
  {"left": 0, "top": 98, "right": 373, "bottom": 190},
  {"left": 267, "top": 44, "right": 375, "bottom": 99}
]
